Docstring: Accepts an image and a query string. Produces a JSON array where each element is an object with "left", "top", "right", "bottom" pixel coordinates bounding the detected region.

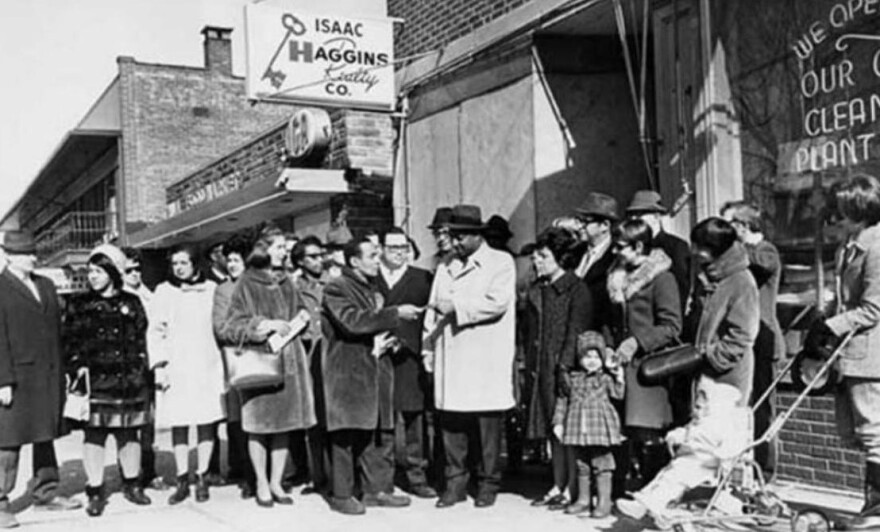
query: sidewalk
[{"left": 5, "top": 431, "right": 862, "bottom": 532}]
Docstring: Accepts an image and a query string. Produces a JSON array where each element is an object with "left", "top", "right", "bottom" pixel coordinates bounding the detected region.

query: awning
[{"left": 128, "top": 168, "right": 348, "bottom": 249}]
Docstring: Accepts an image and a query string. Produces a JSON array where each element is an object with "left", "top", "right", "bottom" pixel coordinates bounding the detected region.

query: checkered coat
[{"left": 553, "top": 371, "right": 624, "bottom": 447}]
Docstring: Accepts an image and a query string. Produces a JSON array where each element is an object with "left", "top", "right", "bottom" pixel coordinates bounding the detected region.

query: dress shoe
[
  {"left": 547, "top": 495, "right": 571, "bottom": 511},
  {"left": 474, "top": 492, "right": 497, "bottom": 508},
  {"left": 410, "top": 484, "right": 438, "bottom": 498},
  {"left": 272, "top": 493, "right": 294, "bottom": 505},
  {"left": 255, "top": 496, "right": 274, "bottom": 508},
  {"left": 33, "top": 495, "right": 82, "bottom": 511},
  {"left": 329, "top": 496, "right": 366, "bottom": 515},
  {"left": 203, "top": 472, "right": 227, "bottom": 487},
  {"left": 362, "top": 492, "right": 411, "bottom": 508},
  {"left": 240, "top": 483, "right": 256, "bottom": 500},
  {"left": 85, "top": 486, "right": 106, "bottom": 517},
  {"left": 194, "top": 474, "right": 210, "bottom": 502},
  {"left": 168, "top": 476, "right": 190, "bottom": 505},
  {"left": 122, "top": 479, "right": 152, "bottom": 506},
  {"left": 435, "top": 491, "right": 467, "bottom": 508},
  {"left": 0, "top": 511, "right": 18, "bottom": 529},
  {"left": 531, "top": 492, "right": 565, "bottom": 507}
]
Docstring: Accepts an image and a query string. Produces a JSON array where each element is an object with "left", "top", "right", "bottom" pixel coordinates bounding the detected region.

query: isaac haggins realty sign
[{"left": 245, "top": 3, "right": 396, "bottom": 111}]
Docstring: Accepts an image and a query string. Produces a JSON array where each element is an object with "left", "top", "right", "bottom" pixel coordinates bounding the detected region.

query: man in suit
[
  {"left": 0, "top": 231, "right": 81, "bottom": 528},
  {"left": 626, "top": 190, "right": 692, "bottom": 314},
  {"left": 376, "top": 228, "right": 435, "bottom": 498},
  {"left": 322, "top": 237, "right": 423, "bottom": 515},
  {"left": 573, "top": 192, "right": 620, "bottom": 327}
]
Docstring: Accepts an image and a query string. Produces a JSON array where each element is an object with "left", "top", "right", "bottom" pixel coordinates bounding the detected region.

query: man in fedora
[
  {"left": 0, "top": 231, "right": 81, "bottom": 528},
  {"left": 626, "top": 190, "right": 691, "bottom": 314},
  {"left": 427, "top": 207, "right": 454, "bottom": 270},
  {"left": 573, "top": 192, "right": 619, "bottom": 326},
  {"left": 422, "top": 205, "right": 516, "bottom": 509}
]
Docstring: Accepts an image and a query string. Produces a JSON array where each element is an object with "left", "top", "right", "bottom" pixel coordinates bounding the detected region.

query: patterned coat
[
  {"left": 523, "top": 272, "right": 594, "bottom": 439},
  {"left": 553, "top": 370, "right": 624, "bottom": 447},
  {"left": 0, "top": 271, "right": 65, "bottom": 447},
  {"left": 64, "top": 291, "right": 151, "bottom": 428}
]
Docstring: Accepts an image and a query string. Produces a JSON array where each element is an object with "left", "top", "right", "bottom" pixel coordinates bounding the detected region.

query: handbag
[
  {"left": 637, "top": 341, "right": 702, "bottom": 386},
  {"left": 63, "top": 369, "right": 91, "bottom": 423},
  {"left": 222, "top": 340, "right": 284, "bottom": 391}
]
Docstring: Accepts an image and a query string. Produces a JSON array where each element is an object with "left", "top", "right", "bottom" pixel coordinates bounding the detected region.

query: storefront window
[{"left": 714, "top": 0, "right": 880, "bottom": 311}]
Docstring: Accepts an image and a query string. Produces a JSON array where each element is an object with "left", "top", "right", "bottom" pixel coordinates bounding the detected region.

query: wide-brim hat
[
  {"left": 446, "top": 204, "right": 486, "bottom": 232},
  {"left": 484, "top": 215, "right": 513, "bottom": 240},
  {"left": 89, "top": 243, "right": 127, "bottom": 279},
  {"left": 575, "top": 192, "right": 619, "bottom": 222},
  {"left": 1, "top": 230, "right": 37, "bottom": 255},
  {"left": 428, "top": 207, "right": 453, "bottom": 229},
  {"left": 626, "top": 190, "right": 667, "bottom": 214}
]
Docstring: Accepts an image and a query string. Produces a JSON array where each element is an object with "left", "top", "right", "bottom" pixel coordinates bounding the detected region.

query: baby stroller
[{"left": 657, "top": 327, "right": 857, "bottom": 532}]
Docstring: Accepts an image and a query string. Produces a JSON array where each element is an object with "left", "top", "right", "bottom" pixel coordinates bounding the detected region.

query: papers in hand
[{"left": 267, "top": 312, "right": 309, "bottom": 353}]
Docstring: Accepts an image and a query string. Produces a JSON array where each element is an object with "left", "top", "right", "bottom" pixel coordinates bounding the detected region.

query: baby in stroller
[{"left": 616, "top": 376, "right": 751, "bottom": 528}]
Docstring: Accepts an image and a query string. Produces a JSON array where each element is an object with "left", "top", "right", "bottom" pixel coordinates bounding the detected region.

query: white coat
[
  {"left": 423, "top": 242, "right": 516, "bottom": 412},
  {"left": 148, "top": 280, "right": 226, "bottom": 428}
]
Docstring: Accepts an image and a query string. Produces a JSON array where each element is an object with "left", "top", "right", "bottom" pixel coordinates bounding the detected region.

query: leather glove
[
  {"left": 555, "top": 365, "right": 572, "bottom": 398},
  {"left": 803, "top": 320, "right": 841, "bottom": 361}
]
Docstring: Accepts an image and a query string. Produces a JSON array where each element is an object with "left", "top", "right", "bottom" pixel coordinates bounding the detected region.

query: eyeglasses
[
  {"left": 303, "top": 253, "right": 324, "bottom": 259},
  {"left": 612, "top": 242, "right": 631, "bottom": 252},
  {"left": 125, "top": 266, "right": 141, "bottom": 274},
  {"left": 384, "top": 245, "right": 409, "bottom": 253},
  {"left": 432, "top": 228, "right": 450, "bottom": 237}
]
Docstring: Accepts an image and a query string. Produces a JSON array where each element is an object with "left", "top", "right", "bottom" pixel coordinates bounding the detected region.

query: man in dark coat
[
  {"left": 321, "top": 236, "right": 424, "bottom": 515},
  {"left": 626, "top": 190, "right": 692, "bottom": 314},
  {"left": 376, "top": 228, "right": 435, "bottom": 498},
  {"left": 0, "top": 231, "right": 81, "bottom": 528},
  {"left": 573, "top": 192, "right": 620, "bottom": 330}
]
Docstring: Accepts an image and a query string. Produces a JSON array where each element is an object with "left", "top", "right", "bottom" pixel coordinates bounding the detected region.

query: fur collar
[{"left": 607, "top": 248, "right": 672, "bottom": 304}]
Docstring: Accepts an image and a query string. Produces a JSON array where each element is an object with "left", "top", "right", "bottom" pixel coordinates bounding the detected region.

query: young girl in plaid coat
[{"left": 553, "top": 331, "right": 624, "bottom": 517}]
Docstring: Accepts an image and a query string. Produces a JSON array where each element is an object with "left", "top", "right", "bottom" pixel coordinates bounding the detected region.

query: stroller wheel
[{"left": 791, "top": 509, "right": 831, "bottom": 532}]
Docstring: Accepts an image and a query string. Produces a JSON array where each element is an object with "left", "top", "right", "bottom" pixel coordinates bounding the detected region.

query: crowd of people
[{"left": 3, "top": 177, "right": 880, "bottom": 530}]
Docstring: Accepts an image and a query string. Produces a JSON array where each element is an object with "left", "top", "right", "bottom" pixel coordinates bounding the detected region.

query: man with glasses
[
  {"left": 121, "top": 247, "right": 170, "bottom": 492},
  {"left": 423, "top": 205, "right": 516, "bottom": 509},
  {"left": 376, "top": 228, "right": 435, "bottom": 498},
  {"left": 573, "top": 192, "right": 620, "bottom": 326},
  {"left": 291, "top": 236, "right": 331, "bottom": 495}
]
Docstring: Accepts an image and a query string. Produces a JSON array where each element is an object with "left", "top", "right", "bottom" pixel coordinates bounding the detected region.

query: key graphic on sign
[{"left": 262, "top": 14, "right": 307, "bottom": 89}]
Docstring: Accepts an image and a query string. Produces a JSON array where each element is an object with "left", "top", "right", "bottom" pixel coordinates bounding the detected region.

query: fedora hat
[
  {"left": 2, "top": 230, "right": 37, "bottom": 255},
  {"left": 626, "top": 190, "right": 667, "bottom": 214},
  {"left": 575, "top": 192, "right": 619, "bottom": 222},
  {"left": 446, "top": 204, "right": 485, "bottom": 232},
  {"left": 428, "top": 207, "right": 453, "bottom": 229}
]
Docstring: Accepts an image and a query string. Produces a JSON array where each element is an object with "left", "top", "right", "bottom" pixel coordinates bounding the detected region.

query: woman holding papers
[{"left": 219, "top": 226, "right": 316, "bottom": 507}]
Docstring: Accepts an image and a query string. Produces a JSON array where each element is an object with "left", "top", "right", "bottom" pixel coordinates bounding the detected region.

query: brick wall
[
  {"left": 328, "top": 110, "right": 395, "bottom": 178},
  {"left": 776, "top": 391, "right": 863, "bottom": 491},
  {"left": 119, "top": 57, "right": 291, "bottom": 230},
  {"left": 388, "top": 0, "right": 534, "bottom": 58}
]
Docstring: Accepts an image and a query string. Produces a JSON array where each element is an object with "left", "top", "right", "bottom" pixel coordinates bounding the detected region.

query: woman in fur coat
[{"left": 607, "top": 218, "right": 682, "bottom": 485}]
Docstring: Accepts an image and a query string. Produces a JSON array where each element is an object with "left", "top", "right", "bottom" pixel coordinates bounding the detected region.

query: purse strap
[{"left": 70, "top": 368, "right": 91, "bottom": 395}]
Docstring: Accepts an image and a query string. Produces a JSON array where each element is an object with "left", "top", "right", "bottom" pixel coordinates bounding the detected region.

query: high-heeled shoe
[
  {"left": 255, "top": 495, "right": 274, "bottom": 508},
  {"left": 271, "top": 492, "right": 293, "bottom": 505}
]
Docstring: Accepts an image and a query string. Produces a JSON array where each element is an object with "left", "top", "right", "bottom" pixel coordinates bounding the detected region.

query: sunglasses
[
  {"left": 125, "top": 266, "right": 141, "bottom": 274},
  {"left": 612, "top": 242, "right": 631, "bottom": 252}
]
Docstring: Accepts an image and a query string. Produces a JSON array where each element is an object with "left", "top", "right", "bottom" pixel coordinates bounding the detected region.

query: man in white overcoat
[{"left": 422, "top": 205, "right": 516, "bottom": 509}]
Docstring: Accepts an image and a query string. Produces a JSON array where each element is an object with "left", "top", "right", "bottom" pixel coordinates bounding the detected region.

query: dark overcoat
[
  {"left": 523, "top": 272, "right": 594, "bottom": 439},
  {"left": 375, "top": 266, "right": 433, "bottom": 412},
  {"left": 0, "top": 271, "right": 65, "bottom": 447},
  {"left": 322, "top": 268, "right": 400, "bottom": 432},
  {"left": 580, "top": 245, "right": 617, "bottom": 330},
  {"left": 654, "top": 230, "right": 692, "bottom": 314}
]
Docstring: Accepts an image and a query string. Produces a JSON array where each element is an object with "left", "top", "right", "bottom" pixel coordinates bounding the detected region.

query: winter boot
[
  {"left": 194, "top": 474, "right": 210, "bottom": 502},
  {"left": 168, "top": 475, "right": 190, "bottom": 505},
  {"left": 592, "top": 471, "right": 613, "bottom": 518},
  {"left": 122, "top": 478, "right": 151, "bottom": 506},
  {"left": 564, "top": 472, "right": 592, "bottom": 515},
  {"left": 85, "top": 486, "right": 105, "bottom": 517},
  {"left": 848, "top": 462, "right": 880, "bottom": 530}
]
